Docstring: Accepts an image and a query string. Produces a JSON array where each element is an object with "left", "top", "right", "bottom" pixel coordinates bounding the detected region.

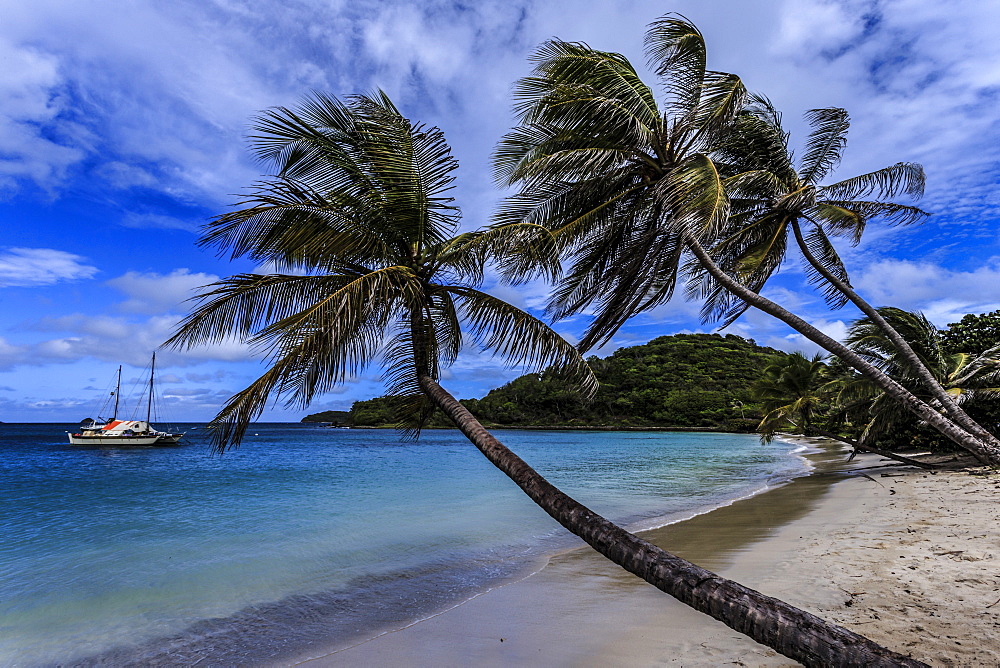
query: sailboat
[{"left": 67, "top": 353, "right": 185, "bottom": 446}]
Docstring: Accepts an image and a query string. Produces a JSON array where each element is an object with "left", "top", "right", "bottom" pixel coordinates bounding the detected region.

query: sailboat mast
[
  {"left": 113, "top": 365, "right": 121, "bottom": 420},
  {"left": 147, "top": 353, "right": 155, "bottom": 423}
]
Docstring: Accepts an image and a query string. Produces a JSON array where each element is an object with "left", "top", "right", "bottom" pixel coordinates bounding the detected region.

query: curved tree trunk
[
  {"left": 791, "top": 218, "right": 1000, "bottom": 453},
  {"left": 419, "top": 374, "right": 926, "bottom": 667},
  {"left": 683, "top": 231, "right": 1000, "bottom": 466}
]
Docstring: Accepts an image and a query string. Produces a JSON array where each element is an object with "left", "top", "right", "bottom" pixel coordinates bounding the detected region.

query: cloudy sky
[{"left": 1, "top": 0, "right": 998, "bottom": 423}]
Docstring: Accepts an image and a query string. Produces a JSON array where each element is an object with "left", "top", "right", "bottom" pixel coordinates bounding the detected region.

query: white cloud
[
  {"left": 0, "top": 37, "right": 85, "bottom": 191},
  {"left": 0, "top": 247, "right": 98, "bottom": 287},
  {"left": 853, "top": 258, "right": 1000, "bottom": 325},
  {"left": 0, "top": 312, "right": 254, "bottom": 372},
  {"left": 120, "top": 213, "right": 201, "bottom": 231},
  {"left": 773, "top": 0, "right": 869, "bottom": 58},
  {"left": 106, "top": 268, "right": 218, "bottom": 314}
]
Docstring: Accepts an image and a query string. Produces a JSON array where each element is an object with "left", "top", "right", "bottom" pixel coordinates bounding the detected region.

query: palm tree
[
  {"left": 168, "top": 92, "right": 920, "bottom": 666},
  {"left": 754, "top": 352, "right": 936, "bottom": 469},
  {"left": 755, "top": 352, "right": 829, "bottom": 438},
  {"left": 702, "top": 98, "right": 1000, "bottom": 455},
  {"left": 492, "top": 13, "right": 1000, "bottom": 466},
  {"left": 844, "top": 308, "right": 1000, "bottom": 449}
]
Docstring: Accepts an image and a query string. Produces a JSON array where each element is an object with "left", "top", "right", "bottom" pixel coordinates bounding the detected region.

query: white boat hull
[{"left": 68, "top": 434, "right": 162, "bottom": 446}]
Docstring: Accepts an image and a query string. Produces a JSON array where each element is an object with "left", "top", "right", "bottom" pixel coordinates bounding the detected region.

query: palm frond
[
  {"left": 798, "top": 221, "right": 851, "bottom": 309},
  {"left": 436, "top": 225, "right": 561, "bottom": 285},
  {"left": 665, "top": 153, "right": 730, "bottom": 240},
  {"left": 799, "top": 108, "right": 850, "bottom": 184},
  {"left": 448, "top": 286, "right": 598, "bottom": 396},
  {"left": 514, "top": 41, "right": 660, "bottom": 141},
  {"left": 548, "top": 208, "right": 684, "bottom": 351},
  {"left": 199, "top": 177, "right": 395, "bottom": 267},
  {"left": 643, "top": 14, "right": 706, "bottom": 114},
  {"left": 166, "top": 273, "right": 361, "bottom": 349},
  {"left": 819, "top": 162, "right": 926, "bottom": 201},
  {"left": 814, "top": 201, "right": 928, "bottom": 243}
]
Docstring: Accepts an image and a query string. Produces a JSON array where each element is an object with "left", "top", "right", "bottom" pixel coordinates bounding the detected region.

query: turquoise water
[{"left": 0, "top": 424, "right": 806, "bottom": 665}]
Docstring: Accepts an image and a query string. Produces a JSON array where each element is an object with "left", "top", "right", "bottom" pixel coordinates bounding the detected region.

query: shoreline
[
  {"left": 316, "top": 424, "right": 737, "bottom": 432},
  {"left": 49, "top": 429, "right": 799, "bottom": 667},
  {"left": 292, "top": 440, "right": 1000, "bottom": 666},
  {"left": 289, "top": 438, "right": 844, "bottom": 666}
]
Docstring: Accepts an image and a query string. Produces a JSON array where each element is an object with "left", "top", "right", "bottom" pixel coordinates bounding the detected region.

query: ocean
[{"left": 0, "top": 423, "right": 808, "bottom": 665}]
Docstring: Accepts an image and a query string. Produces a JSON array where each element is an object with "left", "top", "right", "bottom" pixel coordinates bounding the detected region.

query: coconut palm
[
  {"left": 168, "top": 92, "right": 919, "bottom": 666},
  {"left": 167, "top": 91, "right": 596, "bottom": 446},
  {"left": 844, "top": 308, "right": 1000, "bottom": 447},
  {"left": 701, "top": 99, "right": 1000, "bottom": 454},
  {"left": 493, "top": 13, "right": 1000, "bottom": 465},
  {"left": 755, "top": 352, "right": 830, "bottom": 438},
  {"left": 754, "top": 352, "right": 936, "bottom": 469}
]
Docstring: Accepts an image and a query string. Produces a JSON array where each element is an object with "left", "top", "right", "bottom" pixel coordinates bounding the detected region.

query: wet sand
[{"left": 291, "top": 441, "right": 1000, "bottom": 666}]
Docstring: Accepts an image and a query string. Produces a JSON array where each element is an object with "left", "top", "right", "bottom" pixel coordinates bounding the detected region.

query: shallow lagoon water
[{"left": 0, "top": 423, "right": 806, "bottom": 665}]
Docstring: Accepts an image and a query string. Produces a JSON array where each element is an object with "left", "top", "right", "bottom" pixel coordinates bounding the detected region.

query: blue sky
[{"left": 1, "top": 0, "right": 999, "bottom": 422}]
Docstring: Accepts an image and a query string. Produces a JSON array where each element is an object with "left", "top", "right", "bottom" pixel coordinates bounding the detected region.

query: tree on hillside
[
  {"left": 168, "top": 92, "right": 918, "bottom": 666},
  {"left": 492, "top": 12, "right": 1000, "bottom": 465},
  {"left": 753, "top": 351, "right": 936, "bottom": 469},
  {"left": 941, "top": 310, "right": 1000, "bottom": 356},
  {"left": 755, "top": 352, "right": 829, "bottom": 438}
]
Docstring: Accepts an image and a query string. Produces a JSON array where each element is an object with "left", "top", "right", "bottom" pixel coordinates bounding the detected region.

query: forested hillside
[{"left": 340, "top": 334, "right": 789, "bottom": 431}]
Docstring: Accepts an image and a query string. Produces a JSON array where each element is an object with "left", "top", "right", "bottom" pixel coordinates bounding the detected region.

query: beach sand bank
[{"left": 293, "top": 441, "right": 1000, "bottom": 666}]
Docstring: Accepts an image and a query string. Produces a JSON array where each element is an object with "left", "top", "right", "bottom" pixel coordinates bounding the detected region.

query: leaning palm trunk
[
  {"left": 790, "top": 219, "right": 1000, "bottom": 454},
  {"left": 684, "top": 231, "right": 1000, "bottom": 466},
  {"left": 419, "top": 374, "right": 925, "bottom": 667}
]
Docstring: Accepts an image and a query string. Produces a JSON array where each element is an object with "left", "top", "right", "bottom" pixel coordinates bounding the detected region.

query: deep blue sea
[{"left": 0, "top": 423, "right": 807, "bottom": 665}]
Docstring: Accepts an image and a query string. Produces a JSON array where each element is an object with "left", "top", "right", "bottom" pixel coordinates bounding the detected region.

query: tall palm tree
[
  {"left": 493, "top": 13, "right": 1000, "bottom": 466},
  {"left": 702, "top": 99, "right": 1000, "bottom": 454},
  {"left": 168, "top": 92, "right": 919, "bottom": 666}
]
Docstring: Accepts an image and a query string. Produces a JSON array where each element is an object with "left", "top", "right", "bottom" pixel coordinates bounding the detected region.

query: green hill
[
  {"left": 300, "top": 410, "right": 352, "bottom": 425},
  {"left": 347, "top": 333, "right": 789, "bottom": 431}
]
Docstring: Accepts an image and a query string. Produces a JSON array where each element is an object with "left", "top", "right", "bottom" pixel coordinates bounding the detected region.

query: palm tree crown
[
  {"left": 493, "top": 15, "right": 746, "bottom": 351},
  {"left": 697, "top": 99, "right": 927, "bottom": 325},
  {"left": 168, "top": 92, "right": 595, "bottom": 448}
]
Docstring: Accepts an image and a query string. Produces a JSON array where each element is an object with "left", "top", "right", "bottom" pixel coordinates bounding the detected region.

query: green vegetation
[
  {"left": 753, "top": 308, "right": 1000, "bottom": 456},
  {"left": 300, "top": 410, "right": 352, "bottom": 425},
  {"left": 348, "top": 333, "right": 786, "bottom": 430},
  {"left": 941, "top": 310, "right": 1000, "bottom": 356}
]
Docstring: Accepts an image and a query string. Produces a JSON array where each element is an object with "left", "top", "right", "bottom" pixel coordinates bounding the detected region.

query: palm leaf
[
  {"left": 448, "top": 286, "right": 598, "bottom": 396},
  {"left": 798, "top": 221, "right": 851, "bottom": 309},
  {"left": 799, "top": 108, "right": 850, "bottom": 184},
  {"left": 819, "top": 162, "right": 925, "bottom": 201},
  {"left": 643, "top": 14, "right": 706, "bottom": 114}
]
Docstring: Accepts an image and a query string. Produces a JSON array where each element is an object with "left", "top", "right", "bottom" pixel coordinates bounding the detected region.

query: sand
[{"left": 291, "top": 441, "right": 1000, "bottom": 667}]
